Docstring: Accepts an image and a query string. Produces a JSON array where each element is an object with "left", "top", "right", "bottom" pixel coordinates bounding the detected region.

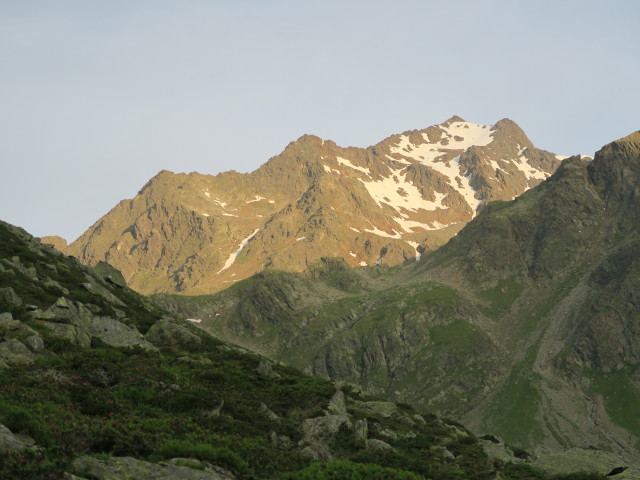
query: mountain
[
  {"left": 56, "top": 116, "right": 562, "bottom": 294},
  {"left": 1, "top": 220, "right": 615, "bottom": 480},
  {"left": 155, "top": 131, "right": 640, "bottom": 464}
]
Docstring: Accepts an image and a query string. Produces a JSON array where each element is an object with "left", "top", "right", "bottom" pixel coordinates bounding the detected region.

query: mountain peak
[
  {"left": 443, "top": 115, "right": 466, "bottom": 124},
  {"left": 64, "top": 117, "right": 563, "bottom": 294}
]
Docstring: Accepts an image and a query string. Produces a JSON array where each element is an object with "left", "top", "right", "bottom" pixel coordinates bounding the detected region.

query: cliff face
[{"left": 64, "top": 117, "right": 562, "bottom": 294}]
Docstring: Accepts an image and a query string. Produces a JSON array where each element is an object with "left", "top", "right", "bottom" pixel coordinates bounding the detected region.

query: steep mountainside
[
  {"left": 156, "top": 132, "right": 640, "bottom": 464},
  {"left": 2, "top": 220, "right": 613, "bottom": 480},
  {"left": 59, "top": 117, "right": 561, "bottom": 294}
]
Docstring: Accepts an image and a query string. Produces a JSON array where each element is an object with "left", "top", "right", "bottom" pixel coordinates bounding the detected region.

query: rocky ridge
[
  {"left": 56, "top": 116, "right": 562, "bottom": 294},
  {"left": 156, "top": 131, "right": 640, "bottom": 465}
]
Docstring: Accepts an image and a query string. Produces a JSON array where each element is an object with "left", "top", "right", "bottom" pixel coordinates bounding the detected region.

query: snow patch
[
  {"left": 363, "top": 224, "right": 402, "bottom": 239},
  {"left": 246, "top": 195, "right": 266, "bottom": 203},
  {"left": 349, "top": 251, "right": 357, "bottom": 257},
  {"left": 360, "top": 168, "right": 447, "bottom": 212},
  {"left": 202, "top": 213, "right": 210, "bottom": 217},
  {"left": 427, "top": 155, "right": 480, "bottom": 212},
  {"left": 359, "top": 261, "right": 367, "bottom": 266},
  {"left": 405, "top": 241, "right": 421, "bottom": 261},
  {"left": 336, "top": 156, "right": 370, "bottom": 174},
  {"left": 223, "top": 213, "right": 238, "bottom": 217},
  {"left": 213, "top": 199, "right": 228, "bottom": 208},
  {"left": 296, "top": 236, "right": 306, "bottom": 242},
  {"left": 217, "top": 228, "right": 260, "bottom": 274},
  {"left": 186, "top": 318, "right": 202, "bottom": 324},
  {"left": 323, "top": 165, "right": 341, "bottom": 175}
]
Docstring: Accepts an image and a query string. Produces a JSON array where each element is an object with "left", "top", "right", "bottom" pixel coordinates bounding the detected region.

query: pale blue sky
[{"left": 1, "top": 1, "right": 638, "bottom": 241}]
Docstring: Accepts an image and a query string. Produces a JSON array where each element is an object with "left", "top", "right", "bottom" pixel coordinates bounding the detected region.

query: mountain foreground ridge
[
  {"left": 1, "top": 219, "right": 625, "bottom": 479},
  {"left": 51, "top": 116, "right": 563, "bottom": 294}
]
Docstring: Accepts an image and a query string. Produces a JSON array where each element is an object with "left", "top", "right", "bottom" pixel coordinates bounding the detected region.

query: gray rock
[
  {"left": 24, "top": 334, "right": 45, "bottom": 352},
  {"left": 0, "top": 287, "right": 22, "bottom": 306},
  {"left": 0, "top": 312, "right": 18, "bottom": 329},
  {"left": 300, "top": 442, "right": 334, "bottom": 461},
  {"left": 354, "top": 418, "right": 368, "bottom": 446},
  {"left": 359, "top": 400, "right": 397, "bottom": 418},
  {"left": 43, "top": 322, "right": 91, "bottom": 347},
  {"left": 0, "top": 423, "right": 27, "bottom": 451},
  {"left": 366, "top": 438, "right": 395, "bottom": 451},
  {"left": 256, "top": 361, "right": 280, "bottom": 379},
  {"left": 43, "top": 278, "right": 69, "bottom": 295},
  {"left": 30, "top": 298, "right": 94, "bottom": 329},
  {"left": 302, "top": 414, "right": 352, "bottom": 443},
  {"left": 615, "top": 467, "right": 640, "bottom": 479},
  {"left": 327, "top": 390, "right": 347, "bottom": 416},
  {"left": 480, "top": 436, "right": 522, "bottom": 463},
  {"left": 90, "top": 261, "right": 127, "bottom": 288},
  {"left": 270, "top": 431, "right": 293, "bottom": 448},
  {"left": 259, "top": 402, "right": 280, "bottom": 421},
  {"left": 71, "top": 455, "right": 236, "bottom": 480},
  {"left": 430, "top": 445, "right": 455, "bottom": 460},
  {"left": 533, "top": 448, "right": 627, "bottom": 476},
  {"left": 82, "top": 276, "right": 126, "bottom": 307},
  {"left": 0, "top": 339, "right": 34, "bottom": 365},
  {"left": 89, "top": 316, "right": 157, "bottom": 350},
  {"left": 145, "top": 318, "right": 202, "bottom": 347},
  {"left": 412, "top": 414, "right": 426, "bottom": 425}
]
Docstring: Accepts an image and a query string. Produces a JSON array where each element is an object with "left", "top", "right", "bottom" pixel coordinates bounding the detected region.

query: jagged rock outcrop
[{"left": 60, "top": 117, "right": 563, "bottom": 294}]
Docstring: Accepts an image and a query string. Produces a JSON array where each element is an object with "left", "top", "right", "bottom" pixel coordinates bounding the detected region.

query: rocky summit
[{"left": 55, "top": 116, "right": 562, "bottom": 294}]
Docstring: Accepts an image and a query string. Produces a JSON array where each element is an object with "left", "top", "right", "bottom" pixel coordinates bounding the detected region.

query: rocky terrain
[
  {"left": 155, "top": 131, "right": 640, "bottom": 465},
  {"left": 52, "top": 116, "right": 562, "bottom": 294},
  {"left": 2, "top": 219, "right": 621, "bottom": 479}
]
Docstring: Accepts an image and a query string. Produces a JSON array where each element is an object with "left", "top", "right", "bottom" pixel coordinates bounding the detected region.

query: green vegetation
[
  {"left": 276, "top": 460, "right": 424, "bottom": 479},
  {"left": 590, "top": 370, "right": 640, "bottom": 441},
  {"left": 478, "top": 277, "right": 523, "bottom": 316},
  {"left": 430, "top": 319, "right": 479, "bottom": 351},
  {"left": 482, "top": 346, "right": 543, "bottom": 448}
]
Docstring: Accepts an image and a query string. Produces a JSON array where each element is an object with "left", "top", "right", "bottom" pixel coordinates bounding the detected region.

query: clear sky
[{"left": 1, "top": 1, "right": 639, "bottom": 242}]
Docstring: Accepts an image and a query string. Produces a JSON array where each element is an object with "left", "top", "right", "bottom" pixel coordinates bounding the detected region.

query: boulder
[
  {"left": 145, "top": 318, "right": 202, "bottom": 347},
  {"left": 300, "top": 443, "right": 333, "bottom": 461},
  {"left": 0, "top": 423, "right": 28, "bottom": 451},
  {"left": 29, "top": 298, "right": 93, "bottom": 329},
  {"left": 354, "top": 418, "right": 368, "bottom": 446},
  {"left": 0, "top": 339, "right": 34, "bottom": 365},
  {"left": 366, "top": 438, "right": 395, "bottom": 451},
  {"left": 0, "top": 287, "right": 22, "bottom": 306},
  {"left": 533, "top": 448, "right": 627, "bottom": 476},
  {"left": 43, "top": 322, "right": 91, "bottom": 347},
  {"left": 89, "top": 316, "right": 157, "bottom": 350},
  {"left": 327, "top": 390, "right": 347, "bottom": 416},
  {"left": 259, "top": 403, "right": 280, "bottom": 421},
  {"left": 256, "top": 361, "right": 280, "bottom": 379},
  {"left": 479, "top": 436, "right": 522, "bottom": 463},
  {"left": 90, "top": 261, "right": 127, "bottom": 288},
  {"left": 430, "top": 445, "right": 455, "bottom": 460},
  {"left": 81, "top": 276, "right": 126, "bottom": 307},
  {"left": 301, "top": 414, "right": 352, "bottom": 443},
  {"left": 359, "top": 400, "right": 397, "bottom": 418},
  {"left": 24, "top": 334, "right": 45, "bottom": 352},
  {"left": 71, "top": 455, "right": 236, "bottom": 480}
]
